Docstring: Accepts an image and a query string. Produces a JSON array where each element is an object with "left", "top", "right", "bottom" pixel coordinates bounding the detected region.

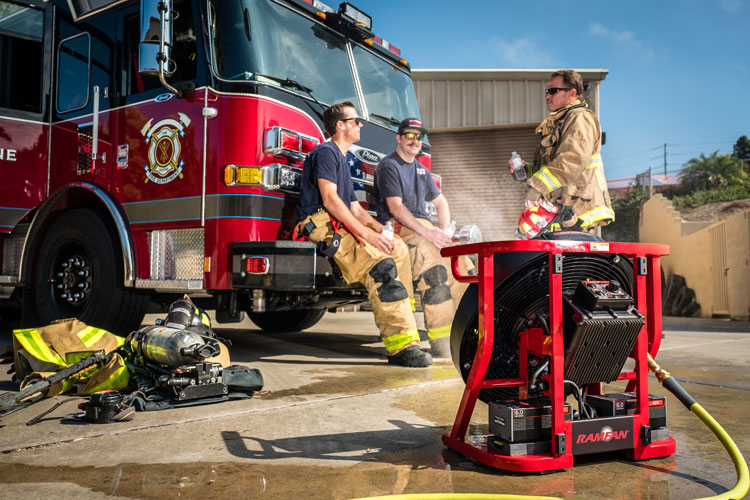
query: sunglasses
[
  {"left": 341, "top": 117, "right": 363, "bottom": 125},
  {"left": 401, "top": 132, "right": 424, "bottom": 141},
  {"left": 545, "top": 87, "right": 573, "bottom": 95}
]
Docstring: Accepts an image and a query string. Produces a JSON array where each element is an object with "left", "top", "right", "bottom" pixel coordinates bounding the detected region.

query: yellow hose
[
  {"left": 690, "top": 403, "right": 749, "bottom": 500},
  {"left": 350, "top": 494, "right": 572, "bottom": 500}
]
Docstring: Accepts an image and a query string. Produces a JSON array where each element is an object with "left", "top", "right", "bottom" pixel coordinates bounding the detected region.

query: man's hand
[
  {"left": 524, "top": 187, "right": 542, "bottom": 208},
  {"left": 362, "top": 230, "right": 395, "bottom": 254},
  {"left": 525, "top": 187, "right": 559, "bottom": 213},
  {"left": 426, "top": 228, "right": 454, "bottom": 249},
  {"left": 508, "top": 158, "right": 527, "bottom": 176}
]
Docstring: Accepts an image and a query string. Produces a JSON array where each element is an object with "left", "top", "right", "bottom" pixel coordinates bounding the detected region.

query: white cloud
[
  {"left": 487, "top": 36, "right": 555, "bottom": 67},
  {"left": 588, "top": 23, "right": 654, "bottom": 60},
  {"left": 717, "top": 0, "right": 742, "bottom": 14}
]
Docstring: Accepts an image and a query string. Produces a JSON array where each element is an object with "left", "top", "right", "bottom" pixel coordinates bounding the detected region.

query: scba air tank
[{"left": 132, "top": 326, "right": 219, "bottom": 368}]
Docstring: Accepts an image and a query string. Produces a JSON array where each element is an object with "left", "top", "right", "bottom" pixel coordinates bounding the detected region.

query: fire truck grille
[
  {"left": 1, "top": 236, "right": 23, "bottom": 277},
  {"left": 77, "top": 125, "right": 93, "bottom": 174}
]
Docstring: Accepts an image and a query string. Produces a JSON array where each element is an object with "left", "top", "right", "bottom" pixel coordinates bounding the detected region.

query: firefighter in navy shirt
[
  {"left": 374, "top": 118, "right": 473, "bottom": 358},
  {"left": 298, "top": 103, "right": 432, "bottom": 367}
]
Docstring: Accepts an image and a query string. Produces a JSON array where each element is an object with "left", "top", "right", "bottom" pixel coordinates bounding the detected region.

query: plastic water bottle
[
  {"left": 511, "top": 151, "right": 526, "bottom": 181},
  {"left": 454, "top": 224, "right": 482, "bottom": 243},
  {"left": 443, "top": 220, "right": 456, "bottom": 238},
  {"left": 382, "top": 220, "right": 394, "bottom": 240}
]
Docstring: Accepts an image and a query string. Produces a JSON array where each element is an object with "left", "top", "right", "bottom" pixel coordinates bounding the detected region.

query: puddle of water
[
  {"left": 0, "top": 453, "right": 686, "bottom": 500},
  {"left": 259, "top": 363, "right": 459, "bottom": 400}
]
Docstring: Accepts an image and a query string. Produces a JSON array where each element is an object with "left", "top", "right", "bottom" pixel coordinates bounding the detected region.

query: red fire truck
[{"left": 0, "top": 0, "right": 434, "bottom": 334}]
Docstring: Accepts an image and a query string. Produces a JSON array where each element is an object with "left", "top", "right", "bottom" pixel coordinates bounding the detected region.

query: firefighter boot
[
  {"left": 429, "top": 337, "right": 451, "bottom": 359},
  {"left": 388, "top": 345, "right": 433, "bottom": 367}
]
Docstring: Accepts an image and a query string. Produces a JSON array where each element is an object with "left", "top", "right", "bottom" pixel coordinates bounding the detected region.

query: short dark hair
[
  {"left": 550, "top": 69, "right": 584, "bottom": 97},
  {"left": 322, "top": 101, "right": 356, "bottom": 137}
]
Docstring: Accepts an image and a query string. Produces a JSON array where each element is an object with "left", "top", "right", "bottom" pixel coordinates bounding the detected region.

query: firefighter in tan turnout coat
[{"left": 514, "top": 70, "right": 614, "bottom": 232}]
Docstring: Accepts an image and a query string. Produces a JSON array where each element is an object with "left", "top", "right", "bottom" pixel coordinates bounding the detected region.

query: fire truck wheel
[
  {"left": 34, "top": 209, "right": 149, "bottom": 335},
  {"left": 247, "top": 308, "right": 326, "bottom": 332}
]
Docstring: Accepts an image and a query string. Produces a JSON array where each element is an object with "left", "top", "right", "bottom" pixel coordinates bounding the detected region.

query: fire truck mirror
[{"left": 138, "top": 0, "right": 173, "bottom": 75}]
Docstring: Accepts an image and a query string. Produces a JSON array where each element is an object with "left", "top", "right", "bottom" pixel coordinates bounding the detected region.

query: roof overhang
[{"left": 411, "top": 68, "right": 608, "bottom": 82}]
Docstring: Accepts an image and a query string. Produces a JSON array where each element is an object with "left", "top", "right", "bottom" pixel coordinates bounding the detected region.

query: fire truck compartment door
[{"left": 232, "top": 241, "right": 345, "bottom": 290}]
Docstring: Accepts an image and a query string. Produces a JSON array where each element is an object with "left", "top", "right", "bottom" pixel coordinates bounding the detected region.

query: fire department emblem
[{"left": 141, "top": 112, "right": 191, "bottom": 184}]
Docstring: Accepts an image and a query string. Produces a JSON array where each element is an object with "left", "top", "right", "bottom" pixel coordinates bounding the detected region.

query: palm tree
[{"left": 679, "top": 150, "right": 747, "bottom": 191}]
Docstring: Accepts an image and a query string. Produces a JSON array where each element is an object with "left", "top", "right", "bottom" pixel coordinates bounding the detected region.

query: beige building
[
  {"left": 413, "top": 69, "right": 608, "bottom": 240},
  {"left": 640, "top": 195, "right": 750, "bottom": 320}
]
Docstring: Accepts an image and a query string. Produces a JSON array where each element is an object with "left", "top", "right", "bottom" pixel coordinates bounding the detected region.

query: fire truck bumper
[{"left": 232, "top": 241, "right": 351, "bottom": 290}]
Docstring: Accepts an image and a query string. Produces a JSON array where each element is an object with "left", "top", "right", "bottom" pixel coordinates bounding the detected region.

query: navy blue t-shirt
[
  {"left": 373, "top": 152, "right": 439, "bottom": 224},
  {"left": 298, "top": 141, "right": 357, "bottom": 220}
]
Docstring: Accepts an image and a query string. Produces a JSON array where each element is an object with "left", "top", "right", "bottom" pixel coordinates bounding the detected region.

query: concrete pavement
[{"left": 0, "top": 312, "right": 748, "bottom": 499}]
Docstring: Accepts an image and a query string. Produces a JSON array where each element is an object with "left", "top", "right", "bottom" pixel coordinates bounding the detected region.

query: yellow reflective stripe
[
  {"left": 410, "top": 298, "right": 416, "bottom": 312},
  {"left": 532, "top": 166, "right": 562, "bottom": 193},
  {"left": 60, "top": 378, "right": 75, "bottom": 394},
  {"left": 579, "top": 206, "right": 615, "bottom": 227},
  {"left": 77, "top": 326, "right": 106, "bottom": 347},
  {"left": 586, "top": 154, "right": 607, "bottom": 191},
  {"left": 427, "top": 325, "right": 451, "bottom": 340},
  {"left": 87, "top": 364, "right": 130, "bottom": 394},
  {"left": 382, "top": 329, "right": 420, "bottom": 353},
  {"left": 13, "top": 328, "right": 65, "bottom": 365},
  {"left": 594, "top": 166, "right": 607, "bottom": 192},
  {"left": 586, "top": 154, "right": 603, "bottom": 169}
]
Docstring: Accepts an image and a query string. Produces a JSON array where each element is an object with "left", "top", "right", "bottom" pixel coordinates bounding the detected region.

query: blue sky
[{"left": 359, "top": 0, "right": 750, "bottom": 181}]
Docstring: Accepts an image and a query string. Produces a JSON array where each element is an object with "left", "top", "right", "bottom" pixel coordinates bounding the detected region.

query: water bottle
[
  {"left": 382, "top": 220, "right": 394, "bottom": 240},
  {"left": 443, "top": 220, "right": 456, "bottom": 238},
  {"left": 454, "top": 224, "right": 482, "bottom": 243},
  {"left": 511, "top": 151, "right": 526, "bottom": 181}
]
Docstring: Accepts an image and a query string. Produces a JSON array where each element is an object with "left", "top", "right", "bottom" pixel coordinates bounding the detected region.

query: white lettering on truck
[{"left": 0, "top": 149, "right": 17, "bottom": 161}]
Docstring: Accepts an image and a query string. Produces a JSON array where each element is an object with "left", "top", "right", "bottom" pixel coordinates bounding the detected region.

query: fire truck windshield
[
  {"left": 351, "top": 45, "right": 423, "bottom": 137},
  {"left": 208, "top": 0, "right": 423, "bottom": 136}
]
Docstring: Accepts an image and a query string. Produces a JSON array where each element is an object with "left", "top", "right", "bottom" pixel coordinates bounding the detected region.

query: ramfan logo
[{"left": 576, "top": 425, "right": 629, "bottom": 444}]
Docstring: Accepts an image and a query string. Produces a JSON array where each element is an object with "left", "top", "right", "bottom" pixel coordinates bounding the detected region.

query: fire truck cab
[{"left": 0, "top": 0, "right": 433, "bottom": 334}]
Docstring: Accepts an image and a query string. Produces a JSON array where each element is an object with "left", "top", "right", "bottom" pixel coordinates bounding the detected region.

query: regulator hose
[{"left": 350, "top": 356, "right": 749, "bottom": 500}]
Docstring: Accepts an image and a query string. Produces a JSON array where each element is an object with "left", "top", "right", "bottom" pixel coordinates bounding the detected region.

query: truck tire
[
  {"left": 247, "top": 308, "right": 326, "bottom": 332},
  {"left": 34, "top": 209, "right": 149, "bottom": 335}
]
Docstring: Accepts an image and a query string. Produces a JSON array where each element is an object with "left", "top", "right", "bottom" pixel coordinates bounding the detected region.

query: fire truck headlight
[{"left": 279, "top": 166, "right": 301, "bottom": 191}]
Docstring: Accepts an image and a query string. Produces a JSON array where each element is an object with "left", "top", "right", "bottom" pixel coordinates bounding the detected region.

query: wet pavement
[{"left": 0, "top": 312, "right": 748, "bottom": 500}]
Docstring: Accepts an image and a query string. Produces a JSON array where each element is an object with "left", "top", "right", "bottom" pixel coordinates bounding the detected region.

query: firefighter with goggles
[
  {"left": 510, "top": 69, "right": 614, "bottom": 239},
  {"left": 374, "top": 118, "right": 474, "bottom": 359}
]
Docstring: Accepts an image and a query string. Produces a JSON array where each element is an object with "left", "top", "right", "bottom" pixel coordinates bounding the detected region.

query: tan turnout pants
[
  {"left": 302, "top": 211, "right": 419, "bottom": 355},
  {"left": 397, "top": 219, "right": 474, "bottom": 341}
]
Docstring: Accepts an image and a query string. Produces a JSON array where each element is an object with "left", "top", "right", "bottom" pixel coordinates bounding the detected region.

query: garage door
[{"left": 428, "top": 126, "right": 539, "bottom": 241}]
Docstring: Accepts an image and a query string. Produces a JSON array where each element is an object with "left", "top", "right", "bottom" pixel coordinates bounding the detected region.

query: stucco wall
[{"left": 640, "top": 194, "right": 750, "bottom": 319}]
